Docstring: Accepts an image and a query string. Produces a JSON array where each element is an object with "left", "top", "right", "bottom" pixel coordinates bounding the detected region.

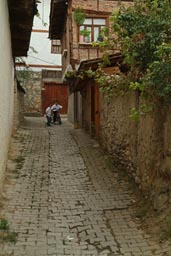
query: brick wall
[{"left": 73, "top": 0, "right": 130, "bottom": 12}]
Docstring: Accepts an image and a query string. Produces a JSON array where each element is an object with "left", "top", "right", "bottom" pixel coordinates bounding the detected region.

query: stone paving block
[{"left": 0, "top": 117, "right": 168, "bottom": 255}]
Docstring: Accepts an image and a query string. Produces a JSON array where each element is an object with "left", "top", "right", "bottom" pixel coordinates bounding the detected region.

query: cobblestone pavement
[{"left": 0, "top": 117, "right": 170, "bottom": 256}]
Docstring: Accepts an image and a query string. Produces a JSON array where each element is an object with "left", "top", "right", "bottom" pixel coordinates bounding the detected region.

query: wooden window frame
[
  {"left": 51, "top": 39, "right": 61, "bottom": 54},
  {"left": 78, "top": 16, "right": 108, "bottom": 44}
]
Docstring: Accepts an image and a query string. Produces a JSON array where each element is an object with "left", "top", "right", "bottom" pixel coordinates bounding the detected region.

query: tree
[{"left": 110, "top": 0, "right": 171, "bottom": 103}]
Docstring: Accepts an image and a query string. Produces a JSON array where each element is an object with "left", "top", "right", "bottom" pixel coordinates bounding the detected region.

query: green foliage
[
  {"left": 64, "top": 70, "right": 77, "bottom": 80},
  {"left": 129, "top": 107, "right": 139, "bottom": 122},
  {"left": 92, "top": 39, "right": 110, "bottom": 48},
  {"left": 77, "top": 71, "right": 85, "bottom": 80},
  {"left": 0, "top": 231, "right": 17, "bottom": 244},
  {"left": 87, "top": 0, "right": 171, "bottom": 106},
  {"left": 110, "top": 0, "right": 171, "bottom": 104},
  {"left": 65, "top": 70, "right": 86, "bottom": 81},
  {"left": 142, "top": 43, "right": 171, "bottom": 103},
  {"left": 85, "top": 68, "right": 96, "bottom": 78},
  {"left": 7, "top": 232, "right": 18, "bottom": 243},
  {"left": 73, "top": 7, "right": 85, "bottom": 25},
  {"left": 80, "top": 28, "right": 90, "bottom": 37},
  {"left": 103, "top": 52, "right": 111, "bottom": 66},
  {"left": 0, "top": 218, "right": 17, "bottom": 243},
  {"left": 92, "top": 27, "right": 110, "bottom": 48},
  {"left": 140, "top": 103, "right": 153, "bottom": 114},
  {"left": 0, "top": 219, "right": 9, "bottom": 230},
  {"left": 95, "top": 65, "right": 130, "bottom": 96},
  {"left": 129, "top": 81, "right": 144, "bottom": 92},
  {"left": 97, "top": 27, "right": 109, "bottom": 42},
  {"left": 129, "top": 104, "right": 153, "bottom": 122}
]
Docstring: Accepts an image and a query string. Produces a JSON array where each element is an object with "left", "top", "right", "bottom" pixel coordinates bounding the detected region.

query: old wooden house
[
  {"left": 49, "top": 0, "right": 132, "bottom": 133},
  {"left": 49, "top": 0, "right": 171, "bottom": 210}
]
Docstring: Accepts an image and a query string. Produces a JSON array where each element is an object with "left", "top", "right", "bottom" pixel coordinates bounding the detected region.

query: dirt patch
[
  {"left": 132, "top": 197, "right": 171, "bottom": 243},
  {"left": 109, "top": 156, "right": 171, "bottom": 244}
]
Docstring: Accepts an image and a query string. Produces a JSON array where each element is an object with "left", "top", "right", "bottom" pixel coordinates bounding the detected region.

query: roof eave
[
  {"left": 70, "top": 53, "right": 124, "bottom": 93},
  {"left": 8, "top": 0, "right": 38, "bottom": 57},
  {"left": 49, "top": 0, "right": 68, "bottom": 40}
]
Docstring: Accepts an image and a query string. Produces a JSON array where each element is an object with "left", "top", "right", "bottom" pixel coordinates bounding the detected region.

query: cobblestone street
[{"left": 0, "top": 117, "right": 170, "bottom": 256}]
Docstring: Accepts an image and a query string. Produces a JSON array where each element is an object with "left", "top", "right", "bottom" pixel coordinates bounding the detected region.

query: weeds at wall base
[
  {"left": 0, "top": 231, "right": 17, "bottom": 243},
  {"left": 160, "top": 216, "right": 171, "bottom": 241},
  {"left": 104, "top": 152, "right": 171, "bottom": 242},
  {"left": 0, "top": 218, "right": 17, "bottom": 244}
]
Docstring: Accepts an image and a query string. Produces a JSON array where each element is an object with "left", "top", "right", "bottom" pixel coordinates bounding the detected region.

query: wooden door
[{"left": 42, "top": 83, "right": 68, "bottom": 115}]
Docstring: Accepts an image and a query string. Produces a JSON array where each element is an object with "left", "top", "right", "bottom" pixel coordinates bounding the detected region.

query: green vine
[
  {"left": 129, "top": 107, "right": 139, "bottom": 122},
  {"left": 73, "top": 7, "right": 85, "bottom": 25},
  {"left": 85, "top": 68, "right": 96, "bottom": 78},
  {"left": 65, "top": 68, "right": 97, "bottom": 82},
  {"left": 129, "top": 104, "right": 153, "bottom": 122},
  {"left": 64, "top": 70, "right": 77, "bottom": 80}
]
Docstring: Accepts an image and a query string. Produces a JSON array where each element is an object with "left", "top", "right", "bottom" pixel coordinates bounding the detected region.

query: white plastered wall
[
  {"left": 22, "top": 0, "right": 61, "bottom": 71},
  {"left": 0, "top": 1, "right": 15, "bottom": 187}
]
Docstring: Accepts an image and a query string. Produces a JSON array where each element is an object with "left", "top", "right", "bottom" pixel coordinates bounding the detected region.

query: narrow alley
[{"left": 0, "top": 117, "right": 170, "bottom": 256}]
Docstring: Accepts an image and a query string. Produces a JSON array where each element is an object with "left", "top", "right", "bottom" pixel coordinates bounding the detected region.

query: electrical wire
[{"left": 27, "top": 55, "right": 61, "bottom": 65}]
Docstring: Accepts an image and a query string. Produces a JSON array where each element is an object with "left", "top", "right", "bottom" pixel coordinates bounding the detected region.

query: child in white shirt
[
  {"left": 51, "top": 102, "right": 62, "bottom": 124},
  {"left": 45, "top": 105, "right": 52, "bottom": 126}
]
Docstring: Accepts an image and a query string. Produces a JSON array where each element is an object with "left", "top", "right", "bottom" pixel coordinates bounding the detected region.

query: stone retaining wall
[
  {"left": 23, "top": 72, "right": 42, "bottom": 116},
  {"left": 100, "top": 92, "right": 171, "bottom": 210}
]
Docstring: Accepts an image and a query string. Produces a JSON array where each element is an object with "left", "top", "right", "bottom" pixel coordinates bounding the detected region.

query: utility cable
[{"left": 27, "top": 55, "right": 61, "bottom": 65}]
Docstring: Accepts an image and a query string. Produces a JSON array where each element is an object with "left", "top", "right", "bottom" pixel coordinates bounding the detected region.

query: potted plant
[
  {"left": 97, "top": 33, "right": 103, "bottom": 42},
  {"left": 97, "top": 27, "right": 108, "bottom": 42},
  {"left": 73, "top": 7, "right": 85, "bottom": 25},
  {"left": 80, "top": 28, "right": 91, "bottom": 43}
]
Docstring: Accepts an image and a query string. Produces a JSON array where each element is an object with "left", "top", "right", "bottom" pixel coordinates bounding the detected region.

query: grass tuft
[{"left": 0, "top": 218, "right": 17, "bottom": 244}]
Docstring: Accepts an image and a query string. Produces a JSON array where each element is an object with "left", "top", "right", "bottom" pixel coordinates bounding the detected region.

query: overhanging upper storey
[
  {"left": 8, "top": 0, "right": 38, "bottom": 57},
  {"left": 49, "top": 0, "right": 69, "bottom": 40}
]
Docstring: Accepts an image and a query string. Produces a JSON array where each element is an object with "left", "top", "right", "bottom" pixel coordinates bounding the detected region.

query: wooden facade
[
  {"left": 80, "top": 81, "right": 100, "bottom": 137},
  {"left": 49, "top": 0, "right": 132, "bottom": 134},
  {"left": 69, "top": 53, "right": 123, "bottom": 137}
]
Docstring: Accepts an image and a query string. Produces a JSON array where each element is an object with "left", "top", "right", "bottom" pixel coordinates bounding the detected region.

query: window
[
  {"left": 79, "top": 18, "right": 106, "bottom": 43},
  {"left": 51, "top": 40, "right": 61, "bottom": 54}
]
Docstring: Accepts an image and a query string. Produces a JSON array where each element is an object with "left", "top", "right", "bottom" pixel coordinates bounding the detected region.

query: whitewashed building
[{"left": 0, "top": 0, "right": 36, "bottom": 188}]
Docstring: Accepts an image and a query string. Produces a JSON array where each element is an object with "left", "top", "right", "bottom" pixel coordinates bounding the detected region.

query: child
[
  {"left": 51, "top": 102, "right": 63, "bottom": 124},
  {"left": 45, "top": 104, "right": 52, "bottom": 126}
]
